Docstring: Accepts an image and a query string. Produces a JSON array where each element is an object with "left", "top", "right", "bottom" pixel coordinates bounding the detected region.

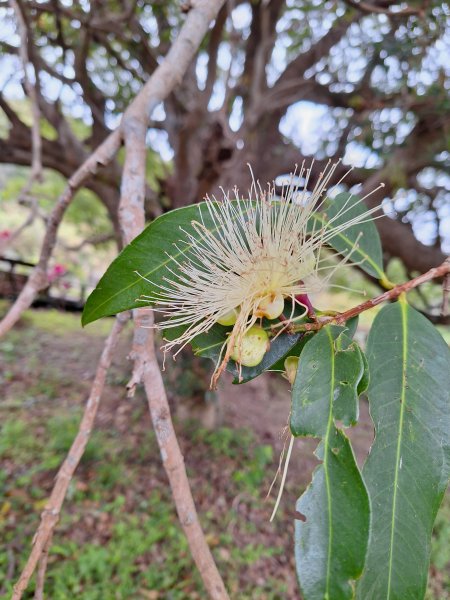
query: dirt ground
[{"left": 1, "top": 307, "right": 447, "bottom": 599}]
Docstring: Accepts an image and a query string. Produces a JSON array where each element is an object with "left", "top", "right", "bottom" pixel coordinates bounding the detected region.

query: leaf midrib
[
  {"left": 386, "top": 299, "right": 408, "bottom": 598},
  {"left": 323, "top": 327, "right": 335, "bottom": 595}
]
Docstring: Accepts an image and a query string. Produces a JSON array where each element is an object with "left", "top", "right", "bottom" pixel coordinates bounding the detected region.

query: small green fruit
[
  {"left": 255, "top": 292, "right": 284, "bottom": 320},
  {"left": 230, "top": 325, "right": 269, "bottom": 367},
  {"left": 217, "top": 307, "right": 240, "bottom": 326},
  {"left": 284, "top": 356, "right": 299, "bottom": 385}
]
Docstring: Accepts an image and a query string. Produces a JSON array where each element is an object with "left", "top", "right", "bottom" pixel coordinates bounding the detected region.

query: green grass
[
  {"left": 1, "top": 306, "right": 449, "bottom": 599},
  {"left": 0, "top": 419, "right": 287, "bottom": 599},
  {"left": 0, "top": 300, "right": 113, "bottom": 337}
]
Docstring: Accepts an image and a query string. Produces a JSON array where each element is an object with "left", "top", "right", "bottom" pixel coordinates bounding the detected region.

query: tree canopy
[{"left": 0, "top": 0, "right": 449, "bottom": 279}]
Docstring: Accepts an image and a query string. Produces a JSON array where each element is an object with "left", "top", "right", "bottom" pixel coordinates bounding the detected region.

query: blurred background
[{"left": 0, "top": 1, "right": 449, "bottom": 598}]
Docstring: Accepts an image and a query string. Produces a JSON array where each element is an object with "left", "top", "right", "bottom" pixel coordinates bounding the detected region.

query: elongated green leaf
[
  {"left": 290, "top": 325, "right": 370, "bottom": 599},
  {"left": 295, "top": 429, "right": 370, "bottom": 600},
  {"left": 310, "top": 192, "right": 385, "bottom": 279},
  {"left": 82, "top": 195, "right": 384, "bottom": 326},
  {"left": 356, "top": 302, "right": 450, "bottom": 600}
]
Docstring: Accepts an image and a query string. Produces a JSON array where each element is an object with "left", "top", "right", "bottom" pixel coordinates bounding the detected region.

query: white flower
[{"left": 138, "top": 161, "right": 382, "bottom": 386}]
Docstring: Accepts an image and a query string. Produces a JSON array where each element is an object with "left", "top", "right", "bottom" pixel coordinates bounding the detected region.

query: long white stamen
[
  {"left": 135, "top": 162, "right": 383, "bottom": 374},
  {"left": 270, "top": 435, "right": 295, "bottom": 522}
]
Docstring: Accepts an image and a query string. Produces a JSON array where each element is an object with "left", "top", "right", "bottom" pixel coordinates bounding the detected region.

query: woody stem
[{"left": 292, "top": 259, "right": 450, "bottom": 333}]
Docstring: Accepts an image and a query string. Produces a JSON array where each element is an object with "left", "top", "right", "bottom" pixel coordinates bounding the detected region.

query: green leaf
[
  {"left": 290, "top": 325, "right": 365, "bottom": 435},
  {"left": 82, "top": 195, "right": 384, "bottom": 326},
  {"left": 356, "top": 346, "right": 370, "bottom": 396},
  {"left": 343, "top": 315, "right": 359, "bottom": 340},
  {"left": 290, "top": 325, "right": 370, "bottom": 599},
  {"left": 311, "top": 192, "right": 385, "bottom": 279},
  {"left": 356, "top": 302, "right": 450, "bottom": 600},
  {"left": 295, "top": 429, "right": 370, "bottom": 600},
  {"left": 335, "top": 325, "right": 370, "bottom": 397}
]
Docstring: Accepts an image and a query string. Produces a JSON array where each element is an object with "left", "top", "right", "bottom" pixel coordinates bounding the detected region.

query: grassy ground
[{"left": 0, "top": 305, "right": 449, "bottom": 599}]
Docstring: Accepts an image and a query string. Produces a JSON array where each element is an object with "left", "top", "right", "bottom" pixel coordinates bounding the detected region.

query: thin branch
[
  {"left": 343, "top": 0, "right": 424, "bottom": 17},
  {"left": 291, "top": 259, "right": 450, "bottom": 333},
  {"left": 0, "top": 198, "right": 40, "bottom": 255},
  {"left": 33, "top": 538, "right": 50, "bottom": 600},
  {"left": 141, "top": 314, "right": 230, "bottom": 599},
  {"left": 61, "top": 230, "right": 116, "bottom": 252},
  {"left": 203, "top": 4, "right": 228, "bottom": 103},
  {"left": 269, "top": 15, "right": 355, "bottom": 109},
  {"left": 0, "top": 128, "right": 121, "bottom": 339},
  {"left": 0, "top": 544, "right": 16, "bottom": 596},
  {"left": 12, "top": 314, "right": 129, "bottom": 600}
]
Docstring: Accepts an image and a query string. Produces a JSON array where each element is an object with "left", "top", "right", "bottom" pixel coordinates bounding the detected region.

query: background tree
[{"left": 0, "top": 0, "right": 449, "bottom": 285}]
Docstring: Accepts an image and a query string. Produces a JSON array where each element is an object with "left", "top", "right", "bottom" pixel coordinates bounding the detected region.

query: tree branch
[
  {"left": 291, "top": 260, "right": 450, "bottom": 333},
  {"left": 343, "top": 0, "right": 424, "bottom": 17},
  {"left": 0, "top": 128, "right": 122, "bottom": 339},
  {"left": 269, "top": 15, "right": 356, "bottom": 106},
  {"left": 118, "top": 5, "right": 230, "bottom": 586},
  {"left": 203, "top": 3, "right": 228, "bottom": 103}
]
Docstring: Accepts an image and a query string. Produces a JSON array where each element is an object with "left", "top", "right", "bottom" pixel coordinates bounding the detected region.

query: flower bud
[
  {"left": 217, "top": 307, "right": 240, "bottom": 326},
  {"left": 284, "top": 356, "right": 299, "bottom": 385},
  {"left": 230, "top": 325, "right": 269, "bottom": 367},
  {"left": 255, "top": 292, "right": 284, "bottom": 320}
]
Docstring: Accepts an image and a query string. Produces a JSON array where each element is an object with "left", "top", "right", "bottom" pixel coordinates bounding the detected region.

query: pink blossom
[{"left": 48, "top": 263, "right": 67, "bottom": 282}]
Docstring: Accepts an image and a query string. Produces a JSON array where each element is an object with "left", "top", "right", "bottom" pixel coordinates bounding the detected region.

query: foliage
[
  {"left": 357, "top": 302, "right": 450, "bottom": 599},
  {"left": 83, "top": 194, "right": 450, "bottom": 598},
  {"left": 82, "top": 193, "right": 384, "bottom": 325}
]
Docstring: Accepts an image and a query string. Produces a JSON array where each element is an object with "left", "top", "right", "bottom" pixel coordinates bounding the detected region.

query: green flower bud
[
  {"left": 255, "top": 292, "right": 284, "bottom": 320},
  {"left": 230, "top": 325, "right": 269, "bottom": 367},
  {"left": 284, "top": 356, "right": 299, "bottom": 385},
  {"left": 217, "top": 307, "right": 240, "bottom": 326}
]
